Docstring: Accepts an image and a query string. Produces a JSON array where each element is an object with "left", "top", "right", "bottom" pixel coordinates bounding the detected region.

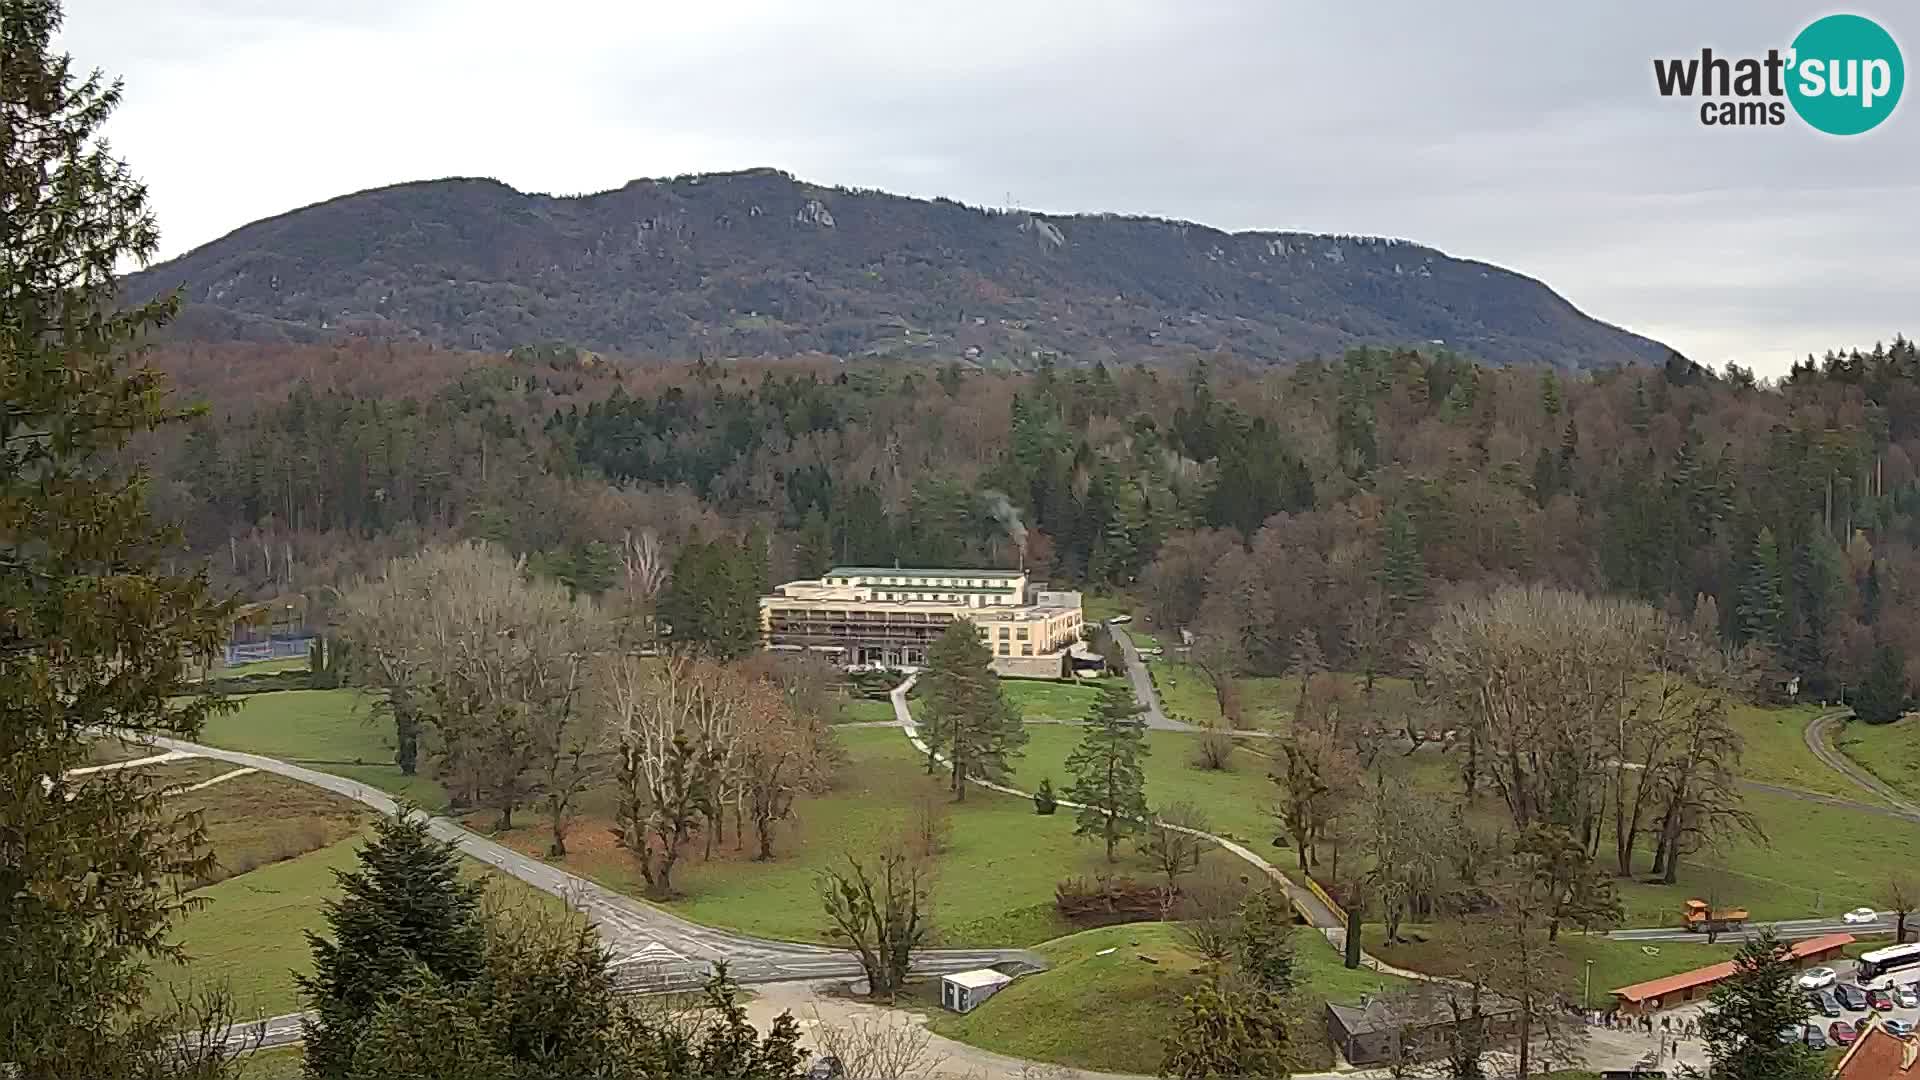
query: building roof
[
  {"left": 1834, "top": 1022, "right": 1920, "bottom": 1079},
  {"left": 943, "top": 968, "right": 1013, "bottom": 989},
  {"left": 828, "top": 567, "right": 1025, "bottom": 579},
  {"left": 1327, "top": 990, "right": 1518, "bottom": 1036},
  {"left": 1611, "top": 933, "right": 1855, "bottom": 1004}
]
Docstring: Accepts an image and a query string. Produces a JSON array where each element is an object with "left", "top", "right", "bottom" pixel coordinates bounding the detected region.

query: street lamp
[{"left": 1585, "top": 959, "right": 1594, "bottom": 1011}]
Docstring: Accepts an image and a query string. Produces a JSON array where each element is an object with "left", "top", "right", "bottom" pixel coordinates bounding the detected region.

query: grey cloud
[{"left": 56, "top": 0, "right": 1919, "bottom": 374}]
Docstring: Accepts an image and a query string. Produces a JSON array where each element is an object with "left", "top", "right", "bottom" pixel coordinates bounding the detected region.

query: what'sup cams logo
[{"left": 1654, "top": 13, "right": 1903, "bottom": 134}]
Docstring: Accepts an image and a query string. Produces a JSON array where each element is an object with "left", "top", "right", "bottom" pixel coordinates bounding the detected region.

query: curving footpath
[
  {"left": 1805, "top": 709, "right": 1920, "bottom": 818},
  {"left": 885, "top": 678, "right": 1433, "bottom": 988},
  {"left": 134, "top": 733, "right": 1041, "bottom": 1049}
]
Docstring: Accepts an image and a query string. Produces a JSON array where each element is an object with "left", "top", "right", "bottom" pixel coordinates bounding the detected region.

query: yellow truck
[{"left": 1682, "top": 899, "right": 1749, "bottom": 933}]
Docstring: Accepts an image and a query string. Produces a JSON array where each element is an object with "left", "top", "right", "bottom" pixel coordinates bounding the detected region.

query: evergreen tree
[
  {"left": 1063, "top": 681, "right": 1152, "bottom": 860},
  {"left": 919, "top": 620, "right": 1027, "bottom": 800},
  {"left": 1856, "top": 644, "right": 1908, "bottom": 724},
  {"left": 1380, "top": 506, "right": 1426, "bottom": 611},
  {"left": 1159, "top": 984, "right": 1292, "bottom": 1080},
  {"left": 1699, "top": 931, "right": 1826, "bottom": 1080},
  {"left": 657, "top": 536, "right": 762, "bottom": 659},
  {"left": 1539, "top": 370, "right": 1563, "bottom": 417},
  {"left": 300, "top": 810, "right": 488, "bottom": 1077},
  {"left": 1736, "top": 528, "right": 1786, "bottom": 647},
  {"left": 1628, "top": 377, "right": 1652, "bottom": 432},
  {"left": 794, "top": 509, "right": 833, "bottom": 578},
  {"left": 1233, "top": 888, "right": 1298, "bottom": 994},
  {"left": 1, "top": 2, "right": 241, "bottom": 1073}
]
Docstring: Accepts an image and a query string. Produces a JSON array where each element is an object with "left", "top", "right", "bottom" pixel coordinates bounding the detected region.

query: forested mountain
[
  {"left": 126, "top": 168, "right": 1670, "bottom": 369},
  {"left": 141, "top": 336, "right": 1920, "bottom": 702}
]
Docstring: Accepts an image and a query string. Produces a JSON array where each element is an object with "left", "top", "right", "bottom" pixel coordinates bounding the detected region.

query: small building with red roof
[{"left": 1608, "top": 932, "right": 1854, "bottom": 1015}]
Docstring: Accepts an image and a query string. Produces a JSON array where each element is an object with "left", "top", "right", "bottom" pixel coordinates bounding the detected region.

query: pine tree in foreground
[
  {"left": 1699, "top": 930, "right": 1826, "bottom": 1080},
  {"left": 1, "top": 0, "right": 241, "bottom": 1074},
  {"left": 1063, "top": 680, "right": 1151, "bottom": 860},
  {"left": 299, "top": 809, "right": 487, "bottom": 1078},
  {"left": 918, "top": 619, "right": 1026, "bottom": 799}
]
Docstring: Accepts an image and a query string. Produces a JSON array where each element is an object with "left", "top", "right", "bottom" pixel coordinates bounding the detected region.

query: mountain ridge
[{"left": 128, "top": 167, "right": 1674, "bottom": 368}]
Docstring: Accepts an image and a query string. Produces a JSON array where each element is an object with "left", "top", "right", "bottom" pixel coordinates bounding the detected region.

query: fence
[{"left": 224, "top": 636, "right": 314, "bottom": 666}]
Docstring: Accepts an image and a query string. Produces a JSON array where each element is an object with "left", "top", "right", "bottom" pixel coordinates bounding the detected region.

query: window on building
[
  {"left": 1021, "top": 644, "right": 1033, "bottom": 656},
  {"left": 1016, "top": 627, "right": 1029, "bottom": 639}
]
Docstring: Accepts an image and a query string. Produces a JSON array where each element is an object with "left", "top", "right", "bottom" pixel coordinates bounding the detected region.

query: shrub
[
  {"left": 1054, "top": 875, "right": 1164, "bottom": 926},
  {"left": 907, "top": 792, "right": 951, "bottom": 858},
  {"left": 1191, "top": 730, "right": 1235, "bottom": 771},
  {"left": 1033, "top": 777, "right": 1058, "bottom": 815}
]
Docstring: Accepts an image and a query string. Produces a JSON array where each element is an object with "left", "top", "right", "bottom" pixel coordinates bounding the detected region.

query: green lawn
[
  {"left": 835, "top": 697, "right": 896, "bottom": 724},
  {"left": 1006, "top": 724, "right": 1279, "bottom": 845},
  {"left": 1365, "top": 922, "right": 1734, "bottom": 1007},
  {"left": 925, "top": 921, "right": 1406, "bottom": 1076},
  {"left": 235, "top": 1047, "right": 305, "bottom": 1079},
  {"left": 490, "top": 725, "right": 1219, "bottom": 948},
  {"left": 193, "top": 689, "right": 447, "bottom": 809},
  {"left": 1001, "top": 677, "right": 1110, "bottom": 723},
  {"left": 158, "top": 833, "right": 367, "bottom": 1017},
  {"left": 1082, "top": 594, "right": 1137, "bottom": 624},
  {"left": 1727, "top": 702, "right": 1875, "bottom": 801},
  {"left": 1835, "top": 715, "right": 1920, "bottom": 805},
  {"left": 1613, "top": 782, "right": 1908, "bottom": 925},
  {"left": 160, "top": 830, "right": 574, "bottom": 1019},
  {"left": 1391, "top": 742, "right": 1899, "bottom": 925}
]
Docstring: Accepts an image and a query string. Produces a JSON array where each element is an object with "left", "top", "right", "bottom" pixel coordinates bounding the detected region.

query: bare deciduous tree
[
  {"left": 817, "top": 850, "right": 931, "bottom": 999},
  {"left": 1144, "top": 801, "right": 1211, "bottom": 912},
  {"left": 1884, "top": 873, "right": 1919, "bottom": 944}
]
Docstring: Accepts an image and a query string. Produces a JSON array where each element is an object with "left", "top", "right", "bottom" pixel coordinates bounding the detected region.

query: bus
[{"left": 1855, "top": 943, "right": 1920, "bottom": 990}]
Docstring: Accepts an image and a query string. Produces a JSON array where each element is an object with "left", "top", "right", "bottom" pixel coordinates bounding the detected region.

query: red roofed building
[
  {"left": 1609, "top": 933, "right": 1854, "bottom": 1015},
  {"left": 1834, "top": 1021, "right": 1920, "bottom": 1079}
]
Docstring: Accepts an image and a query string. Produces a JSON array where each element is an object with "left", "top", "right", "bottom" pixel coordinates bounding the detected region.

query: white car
[
  {"left": 1895, "top": 985, "right": 1920, "bottom": 1009},
  {"left": 1798, "top": 966, "right": 1838, "bottom": 990},
  {"left": 1108, "top": 615, "right": 1132, "bottom": 625},
  {"left": 1843, "top": 908, "right": 1880, "bottom": 925}
]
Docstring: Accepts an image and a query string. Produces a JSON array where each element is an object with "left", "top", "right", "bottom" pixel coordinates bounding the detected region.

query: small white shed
[{"left": 940, "top": 968, "right": 1013, "bottom": 1014}]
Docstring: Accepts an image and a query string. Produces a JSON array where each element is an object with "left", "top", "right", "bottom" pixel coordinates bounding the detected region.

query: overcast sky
[{"left": 59, "top": 1, "right": 1916, "bottom": 376}]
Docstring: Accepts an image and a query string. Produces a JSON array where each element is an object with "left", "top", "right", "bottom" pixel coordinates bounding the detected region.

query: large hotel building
[{"left": 758, "top": 567, "right": 1084, "bottom": 678}]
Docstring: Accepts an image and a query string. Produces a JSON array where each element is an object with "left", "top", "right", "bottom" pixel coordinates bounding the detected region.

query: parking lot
[{"left": 1791, "top": 964, "right": 1920, "bottom": 1050}]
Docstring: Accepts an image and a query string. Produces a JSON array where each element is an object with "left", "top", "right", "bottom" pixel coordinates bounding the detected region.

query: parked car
[
  {"left": 1888, "top": 1019, "right": 1917, "bottom": 1038},
  {"left": 1799, "top": 966, "right": 1838, "bottom": 990},
  {"left": 1844, "top": 907, "right": 1880, "bottom": 924},
  {"left": 1107, "top": 615, "right": 1132, "bottom": 624},
  {"left": 805, "top": 1056, "right": 845, "bottom": 1080},
  {"left": 1897, "top": 985, "right": 1920, "bottom": 1009},
  {"left": 1804, "top": 1025, "right": 1831, "bottom": 1050},
  {"left": 1869, "top": 987, "right": 1896, "bottom": 1012},
  {"left": 1812, "top": 989, "right": 1844, "bottom": 1017},
  {"left": 1836, "top": 983, "right": 1870, "bottom": 1010},
  {"left": 1831, "top": 1021, "right": 1860, "bottom": 1046}
]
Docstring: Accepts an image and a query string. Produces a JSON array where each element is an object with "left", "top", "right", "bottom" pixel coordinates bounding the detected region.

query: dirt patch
[{"left": 170, "top": 772, "right": 371, "bottom": 890}]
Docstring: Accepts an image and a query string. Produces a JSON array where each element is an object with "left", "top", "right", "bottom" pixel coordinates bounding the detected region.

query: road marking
[{"left": 614, "top": 940, "right": 688, "bottom": 965}]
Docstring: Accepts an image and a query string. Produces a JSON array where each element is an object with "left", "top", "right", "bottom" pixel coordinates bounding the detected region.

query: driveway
[{"left": 1110, "top": 625, "right": 1193, "bottom": 732}]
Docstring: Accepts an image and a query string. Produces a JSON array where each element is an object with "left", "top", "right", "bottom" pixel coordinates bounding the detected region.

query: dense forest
[{"left": 138, "top": 336, "right": 1920, "bottom": 699}]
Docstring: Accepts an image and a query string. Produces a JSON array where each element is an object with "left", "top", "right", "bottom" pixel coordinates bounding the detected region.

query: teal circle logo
[{"left": 1788, "top": 14, "right": 1904, "bottom": 134}]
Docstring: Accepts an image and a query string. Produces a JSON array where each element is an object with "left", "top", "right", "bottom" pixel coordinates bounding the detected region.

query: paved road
[
  {"left": 136, "top": 734, "right": 1041, "bottom": 1048},
  {"left": 1608, "top": 915, "right": 1895, "bottom": 943},
  {"left": 1110, "top": 625, "right": 1194, "bottom": 731}
]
